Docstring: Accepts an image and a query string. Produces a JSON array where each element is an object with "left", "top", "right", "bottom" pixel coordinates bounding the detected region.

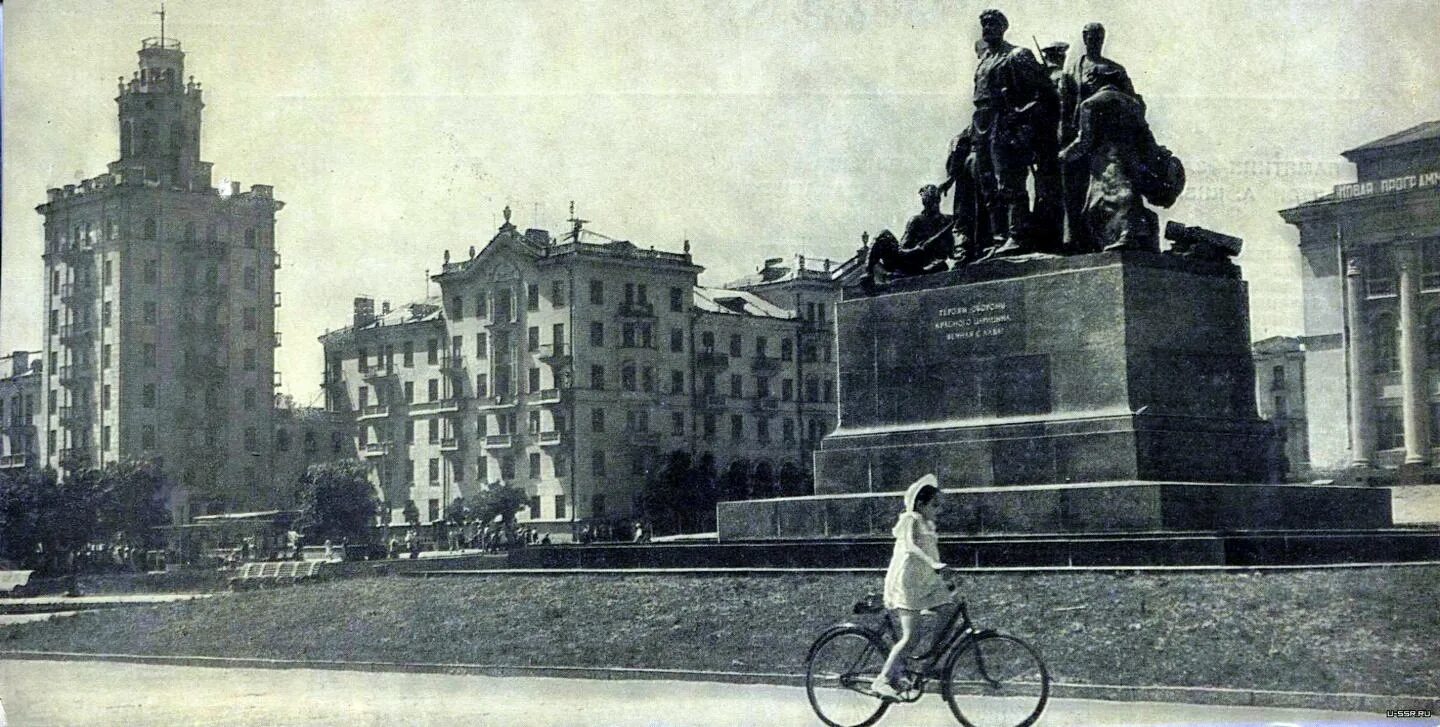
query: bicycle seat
[{"left": 852, "top": 594, "right": 885, "bottom": 614}]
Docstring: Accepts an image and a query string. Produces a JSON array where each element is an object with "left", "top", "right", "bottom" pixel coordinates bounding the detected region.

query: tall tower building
[{"left": 35, "top": 33, "right": 284, "bottom": 520}]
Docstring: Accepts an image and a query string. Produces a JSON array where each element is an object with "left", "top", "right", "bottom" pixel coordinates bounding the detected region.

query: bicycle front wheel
[
  {"left": 805, "top": 626, "right": 892, "bottom": 727},
  {"left": 942, "top": 633, "right": 1049, "bottom": 727}
]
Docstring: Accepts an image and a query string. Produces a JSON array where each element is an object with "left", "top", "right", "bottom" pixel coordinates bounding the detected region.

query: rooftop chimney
[{"left": 353, "top": 297, "right": 376, "bottom": 328}]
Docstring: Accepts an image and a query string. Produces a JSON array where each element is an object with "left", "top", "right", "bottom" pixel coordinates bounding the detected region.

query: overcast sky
[{"left": 4, "top": 0, "right": 1439, "bottom": 403}]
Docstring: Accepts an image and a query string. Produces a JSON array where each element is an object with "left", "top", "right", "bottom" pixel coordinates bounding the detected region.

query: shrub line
[{"left": 2, "top": 649, "right": 1434, "bottom": 714}]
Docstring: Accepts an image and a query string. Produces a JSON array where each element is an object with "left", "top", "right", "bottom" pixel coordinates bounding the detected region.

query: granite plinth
[
  {"left": 715, "top": 483, "right": 1392, "bottom": 540},
  {"left": 820, "top": 250, "right": 1277, "bottom": 493}
]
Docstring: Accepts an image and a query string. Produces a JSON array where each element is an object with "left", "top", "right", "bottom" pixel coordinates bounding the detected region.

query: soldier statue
[
  {"left": 1058, "top": 64, "right": 1158, "bottom": 251},
  {"left": 1060, "top": 23, "right": 1137, "bottom": 252},
  {"left": 863, "top": 185, "right": 956, "bottom": 289}
]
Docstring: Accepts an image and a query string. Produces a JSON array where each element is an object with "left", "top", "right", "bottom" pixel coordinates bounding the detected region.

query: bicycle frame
[{"left": 877, "top": 599, "right": 1000, "bottom": 702}]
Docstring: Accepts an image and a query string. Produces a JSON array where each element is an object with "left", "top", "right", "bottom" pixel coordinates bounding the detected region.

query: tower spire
[{"left": 153, "top": 4, "right": 166, "bottom": 46}]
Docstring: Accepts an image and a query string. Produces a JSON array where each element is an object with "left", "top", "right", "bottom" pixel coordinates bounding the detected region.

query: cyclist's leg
[
  {"left": 877, "top": 608, "right": 920, "bottom": 689},
  {"left": 916, "top": 601, "right": 958, "bottom": 659}
]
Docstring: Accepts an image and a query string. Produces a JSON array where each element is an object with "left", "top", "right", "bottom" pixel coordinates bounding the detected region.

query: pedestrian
[{"left": 872, "top": 474, "right": 953, "bottom": 700}]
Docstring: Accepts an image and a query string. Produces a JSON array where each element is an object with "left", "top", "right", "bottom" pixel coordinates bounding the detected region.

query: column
[
  {"left": 1344, "top": 258, "right": 1374, "bottom": 466},
  {"left": 1397, "top": 243, "right": 1430, "bottom": 464}
]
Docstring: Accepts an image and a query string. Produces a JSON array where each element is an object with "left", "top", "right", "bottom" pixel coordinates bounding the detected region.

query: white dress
[{"left": 882, "top": 511, "right": 950, "bottom": 611}]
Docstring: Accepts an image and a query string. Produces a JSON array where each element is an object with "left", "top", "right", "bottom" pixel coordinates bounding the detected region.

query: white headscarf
[{"left": 902, "top": 473, "right": 939, "bottom": 513}]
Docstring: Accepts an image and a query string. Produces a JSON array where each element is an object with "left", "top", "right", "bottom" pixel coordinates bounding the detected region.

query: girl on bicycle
[{"left": 872, "top": 473, "right": 954, "bottom": 699}]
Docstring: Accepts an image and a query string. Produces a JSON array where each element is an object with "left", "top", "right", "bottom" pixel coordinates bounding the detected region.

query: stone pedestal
[
  {"left": 819, "top": 250, "right": 1274, "bottom": 494},
  {"left": 716, "top": 250, "right": 1393, "bottom": 541}
]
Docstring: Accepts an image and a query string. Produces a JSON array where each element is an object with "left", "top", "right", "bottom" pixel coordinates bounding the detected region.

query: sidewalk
[{"left": 0, "top": 658, "right": 1411, "bottom": 727}]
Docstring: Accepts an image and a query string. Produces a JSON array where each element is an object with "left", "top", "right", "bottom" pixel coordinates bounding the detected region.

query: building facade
[
  {"left": 1280, "top": 120, "right": 1440, "bottom": 482},
  {"left": 0, "top": 352, "right": 43, "bottom": 473},
  {"left": 319, "top": 212, "right": 844, "bottom": 535},
  {"left": 34, "top": 36, "right": 283, "bottom": 518},
  {"left": 1252, "top": 336, "right": 1308, "bottom": 480}
]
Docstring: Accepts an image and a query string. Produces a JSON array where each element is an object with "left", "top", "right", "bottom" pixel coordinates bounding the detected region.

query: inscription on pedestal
[{"left": 926, "top": 286, "right": 1024, "bottom": 355}]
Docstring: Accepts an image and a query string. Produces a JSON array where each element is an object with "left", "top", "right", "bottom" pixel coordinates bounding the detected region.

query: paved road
[{"left": 0, "top": 659, "right": 1409, "bottom": 727}]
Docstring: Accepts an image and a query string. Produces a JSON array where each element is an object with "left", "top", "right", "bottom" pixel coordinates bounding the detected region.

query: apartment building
[
  {"left": 34, "top": 36, "right": 282, "bottom": 519},
  {"left": 0, "top": 352, "right": 42, "bottom": 473},
  {"left": 320, "top": 211, "right": 845, "bottom": 535}
]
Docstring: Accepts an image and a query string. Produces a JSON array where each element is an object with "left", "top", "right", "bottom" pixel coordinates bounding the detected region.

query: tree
[
  {"left": 720, "top": 459, "right": 751, "bottom": 502},
  {"left": 476, "top": 484, "right": 528, "bottom": 542},
  {"left": 688, "top": 452, "right": 719, "bottom": 532},
  {"left": 643, "top": 450, "right": 692, "bottom": 536},
  {"left": 294, "top": 460, "right": 379, "bottom": 543},
  {"left": 94, "top": 460, "right": 171, "bottom": 550},
  {"left": 445, "top": 496, "right": 469, "bottom": 525},
  {"left": 751, "top": 461, "right": 777, "bottom": 499},
  {"left": 778, "top": 461, "right": 810, "bottom": 498},
  {"left": 402, "top": 499, "right": 421, "bottom": 527},
  {"left": 0, "top": 468, "right": 51, "bottom": 568}
]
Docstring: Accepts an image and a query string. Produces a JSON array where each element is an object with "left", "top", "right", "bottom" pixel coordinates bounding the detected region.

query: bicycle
[{"left": 804, "top": 573, "right": 1050, "bottom": 727}]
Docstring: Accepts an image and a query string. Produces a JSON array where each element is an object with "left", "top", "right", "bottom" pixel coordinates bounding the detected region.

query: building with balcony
[
  {"left": 33, "top": 35, "right": 283, "bottom": 519},
  {"left": 0, "top": 352, "right": 43, "bottom": 473},
  {"left": 1252, "top": 336, "right": 1308, "bottom": 480},
  {"left": 320, "top": 209, "right": 846, "bottom": 536},
  {"left": 1280, "top": 119, "right": 1440, "bottom": 483}
]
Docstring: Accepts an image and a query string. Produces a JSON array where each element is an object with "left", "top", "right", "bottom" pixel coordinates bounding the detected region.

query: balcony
[
  {"left": 57, "top": 323, "right": 94, "bottom": 343},
  {"left": 59, "top": 283, "right": 95, "bottom": 305},
  {"left": 695, "top": 393, "right": 727, "bottom": 410},
  {"left": 617, "top": 301, "right": 656, "bottom": 318},
  {"left": 538, "top": 343, "right": 570, "bottom": 365},
  {"left": 476, "top": 393, "right": 517, "bottom": 410},
  {"left": 484, "top": 433, "right": 516, "bottom": 449},
  {"left": 751, "top": 356, "right": 782, "bottom": 374},
  {"left": 439, "top": 355, "right": 466, "bottom": 373},
  {"left": 753, "top": 397, "right": 780, "bottom": 412},
  {"left": 0, "top": 454, "right": 29, "bottom": 469},
  {"left": 695, "top": 351, "right": 729, "bottom": 369},
  {"left": 57, "top": 447, "right": 91, "bottom": 468},
  {"left": 357, "top": 404, "right": 391, "bottom": 421},
  {"left": 57, "top": 406, "right": 90, "bottom": 426},
  {"left": 626, "top": 429, "right": 661, "bottom": 447},
  {"left": 439, "top": 437, "right": 460, "bottom": 452},
  {"left": 362, "top": 366, "right": 397, "bottom": 384},
  {"left": 361, "top": 441, "right": 392, "bottom": 458},
  {"left": 410, "top": 398, "right": 462, "bottom": 415},
  {"left": 537, "top": 430, "right": 564, "bottom": 447},
  {"left": 530, "top": 388, "right": 563, "bottom": 405}
]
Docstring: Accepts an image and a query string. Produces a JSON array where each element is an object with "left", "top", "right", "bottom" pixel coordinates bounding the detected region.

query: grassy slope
[{"left": 2, "top": 569, "right": 1436, "bottom": 696}]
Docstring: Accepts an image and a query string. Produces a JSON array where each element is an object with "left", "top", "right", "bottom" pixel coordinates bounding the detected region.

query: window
[
  {"left": 428, "top": 378, "right": 439, "bottom": 402},
  {"left": 144, "top": 344, "right": 156, "bottom": 366},
  {"left": 528, "top": 410, "right": 541, "bottom": 434},
  {"left": 244, "top": 427, "right": 259, "bottom": 451},
  {"left": 427, "top": 339, "right": 438, "bottom": 365},
  {"left": 244, "top": 348, "right": 256, "bottom": 371},
  {"left": 243, "top": 267, "right": 256, "bottom": 290},
  {"left": 142, "top": 425, "right": 156, "bottom": 449},
  {"left": 145, "top": 301, "right": 159, "bottom": 325},
  {"left": 528, "top": 326, "right": 540, "bottom": 352},
  {"left": 495, "top": 289, "right": 513, "bottom": 322},
  {"left": 782, "top": 378, "right": 794, "bottom": 401},
  {"left": 783, "top": 418, "right": 796, "bottom": 443},
  {"left": 244, "top": 228, "right": 257, "bottom": 248},
  {"left": 592, "top": 451, "right": 607, "bottom": 476},
  {"left": 474, "top": 333, "right": 487, "bottom": 359},
  {"left": 474, "top": 292, "right": 488, "bottom": 318},
  {"left": 102, "top": 385, "right": 112, "bottom": 410},
  {"left": 642, "top": 366, "right": 655, "bottom": 393},
  {"left": 428, "top": 418, "right": 441, "bottom": 444},
  {"left": 477, "top": 456, "right": 488, "bottom": 482},
  {"left": 671, "top": 411, "right": 685, "bottom": 436},
  {"left": 622, "top": 323, "right": 636, "bottom": 348},
  {"left": 501, "top": 455, "right": 516, "bottom": 479},
  {"left": 622, "top": 363, "right": 637, "bottom": 391},
  {"left": 102, "top": 426, "right": 112, "bottom": 451},
  {"left": 551, "top": 280, "right": 566, "bottom": 307},
  {"left": 671, "top": 370, "right": 685, "bottom": 395},
  {"left": 143, "top": 218, "right": 157, "bottom": 239},
  {"left": 757, "top": 418, "right": 770, "bottom": 443},
  {"left": 428, "top": 499, "right": 440, "bottom": 522},
  {"left": 528, "top": 367, "right": 541, "bottom": 393},
  {"left": 555, "top": 495, "right": 567, "bottom": 519},
  {"left": 1366, "top": 249, "right": 1397, "bottom": 297},
  {"left": 527, "top": 283, "right": 540, "bottom": 312},
  {"left": 429, "top": 458, "right": 440, "bottom": 483},
  {"left": 104, "top": 260, "right": 113, "bottom": 286},
  {"left": 1372, "top": 313, "right": 1399, "bottom": 373},
  {"left": 1376, "top": 406, "right": 1404, "bottom": 450},
  {"left": 405, "top": 381, "right": 415, "bottom": 403},
  {"left": 731, "top": 414, "right": 744, "bottom": 441},
  {"left": 451, "top": 296, "right": 463, "bottom": 319},
  {"left": 590, "top": 321, "right": 605, "bottom": 347},
  {"left": 730, "top": 374, "right": 743, "bottom": 397},
  {"left": 475, "top": 374, "right": 488, "bottom": 398},
  {"left": 640, "top": 324, "right": 653, "bottom": 348},
  {"left": 529, "top": 496, "right": 542, "bottom": 519},
  {"left": 756, "top": 377, "right": 771, "bottom": 399},
  {"left": 142, "top": 384, "right": 159, "bottom": 408},
  {"left": 729, "top": 334, "right": 742, "bottom": 357},
  {"left": 529, "top": 452, "right": 541, "bottom": 479},
  {"left": 242, "top": 307, "right": 256, "bottom": 331},
  {"left": 670, "top": 287, "right": 684, "bottom": 312},
  {"left": 592, "top": 408, "right": 606, "bottom": 432},
  {"left": 824, "top": 379, "right": 835, "bottom": 402},
  {"left": 590, "top": 280, "right": 604, "bottom": 305},
  {"left": 701, "top": 331, "right": 715, "bottom": 352},
  {"left": 591, "top": 365, "right": 605, "bottom": 390},
  {"left": 669, "top": 328, "right": 684, "bottom": 353},
  {"left": 755, "top": 337, "right": 768, "bottom": 358}
]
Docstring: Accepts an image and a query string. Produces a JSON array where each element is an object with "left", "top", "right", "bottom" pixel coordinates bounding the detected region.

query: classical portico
[{"left": 1283, "top": 120, "right": 1440, "bottom": 481}]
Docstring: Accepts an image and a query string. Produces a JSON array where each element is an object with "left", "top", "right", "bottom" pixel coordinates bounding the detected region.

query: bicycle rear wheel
[
  {"left": 805, "top": 626, "right": 893, "bottom": 727},
  {"left": 942, "top": 633, "right": 1049, "bottom": 727}
]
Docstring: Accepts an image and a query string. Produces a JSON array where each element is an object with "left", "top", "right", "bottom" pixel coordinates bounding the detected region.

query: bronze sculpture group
[{"left": 866, "top": 9, "right": 1186, "bottom": 287}]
